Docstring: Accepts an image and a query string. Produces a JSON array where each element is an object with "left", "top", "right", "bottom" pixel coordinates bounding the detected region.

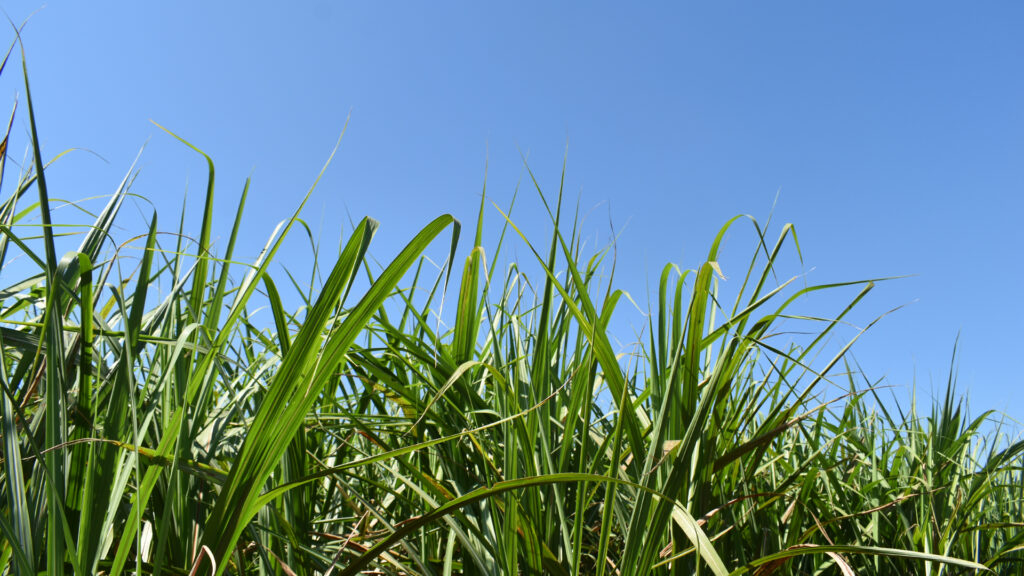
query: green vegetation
[{"left": 1, "top": 42, "right": 1022, "bottom": 576}]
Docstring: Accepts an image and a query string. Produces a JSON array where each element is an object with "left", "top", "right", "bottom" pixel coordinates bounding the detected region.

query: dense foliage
[{"left": 1, "top": 43, "right": 1022, "bottom": 575}]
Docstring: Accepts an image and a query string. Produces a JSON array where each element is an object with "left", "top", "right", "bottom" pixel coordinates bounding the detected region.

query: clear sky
[{"left": 3, "top": 2, "right": 1022, "bottom": 425}]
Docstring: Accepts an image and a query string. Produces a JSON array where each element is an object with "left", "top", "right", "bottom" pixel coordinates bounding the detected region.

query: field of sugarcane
[{"left": 1, "top": 38, "right": 1023, "bottom": 576}]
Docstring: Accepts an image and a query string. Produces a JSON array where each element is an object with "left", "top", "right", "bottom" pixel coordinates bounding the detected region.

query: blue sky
[{"left": 3, "top": 2, "right": 1023, "bottom": 424}]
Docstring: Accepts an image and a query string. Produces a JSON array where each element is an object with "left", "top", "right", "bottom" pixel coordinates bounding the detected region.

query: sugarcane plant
[{"left": 0, "top": 36, "right": 1022, "bottom": 576}]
